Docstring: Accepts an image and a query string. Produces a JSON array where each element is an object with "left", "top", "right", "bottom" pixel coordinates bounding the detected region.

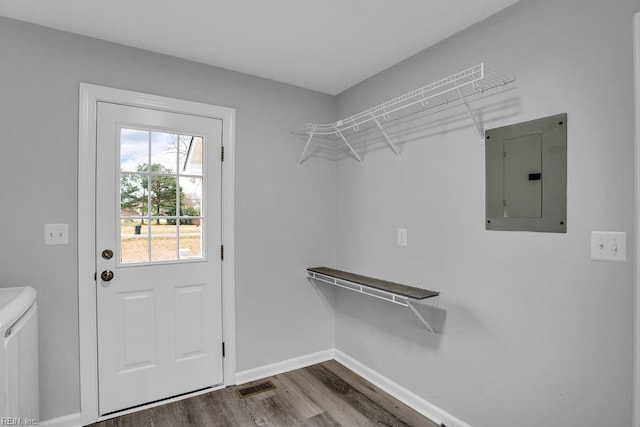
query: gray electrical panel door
[
  {"left": 503, "top": 134, "right": 542, "bottom": 218},
  {"left": 485, "top": 113, "right": 567, "bottom": 233}
]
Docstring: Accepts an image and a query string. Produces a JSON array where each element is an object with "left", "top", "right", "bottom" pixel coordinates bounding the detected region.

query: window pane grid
[{"left": 119, "top": 128, "right": 205, "bottom": 264}]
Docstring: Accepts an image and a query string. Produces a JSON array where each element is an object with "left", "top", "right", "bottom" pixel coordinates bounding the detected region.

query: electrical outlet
[
  {"left": 45, "top": 224, "right": 69, "bottom": 246},
  {"left": 590, "top": 231, "right": 626, "bottom": 262},
  {"left": 397, "top": 228, "right": 407, "bottom": 247}
]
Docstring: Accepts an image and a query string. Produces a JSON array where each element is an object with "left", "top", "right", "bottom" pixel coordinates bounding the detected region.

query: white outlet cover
[
  {"left": 45, "top": 223, "right": 69, "bottom": 246},
  {"left": 397, "top": 228, "right": 407, "bottom": 247},
  {"left": 590, "top": 231, "right": 626, "bottom": 262}
]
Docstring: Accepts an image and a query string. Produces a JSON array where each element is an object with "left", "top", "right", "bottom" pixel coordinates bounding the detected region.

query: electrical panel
[{"left": 485, "top": 114, "right": 567, "bottom": 233}]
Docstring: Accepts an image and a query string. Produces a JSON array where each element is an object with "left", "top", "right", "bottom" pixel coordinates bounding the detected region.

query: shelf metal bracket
[
  {"left": 297, "top": 126, "right": 316, "bottom": 166},
  {"left": 370, "top": 112, "right": 400, "bottom": 157},
  {"left": 406, "top": 301, "right": 436, "bottom": 335},
  {"left": 457, "top": 88, "right": 485, "bottom": 143},
  {"left": 333, "top": 125, "right": 363, "bottom": 163}
]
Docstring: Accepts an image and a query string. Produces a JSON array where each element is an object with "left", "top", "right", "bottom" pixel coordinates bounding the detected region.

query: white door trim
[
  {"left": 634, "top": 12, "right": 640, "bottom": 427},
  {"left": 78, "top": 83, "right": 236, "bottom": 425}
]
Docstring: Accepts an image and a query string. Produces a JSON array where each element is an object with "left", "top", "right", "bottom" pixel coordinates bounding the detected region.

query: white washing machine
[{"left": 0, "top": 287, "right": 38, "bottom": 420}]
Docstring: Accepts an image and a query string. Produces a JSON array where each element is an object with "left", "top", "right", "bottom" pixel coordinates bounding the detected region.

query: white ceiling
[{"left": 0, "top": 0, "right": 520, "bottom": 95}]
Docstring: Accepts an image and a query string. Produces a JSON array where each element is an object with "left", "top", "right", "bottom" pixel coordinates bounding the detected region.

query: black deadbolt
[{"left": 101, "top": 249, "right": 114, "bottom": 260}]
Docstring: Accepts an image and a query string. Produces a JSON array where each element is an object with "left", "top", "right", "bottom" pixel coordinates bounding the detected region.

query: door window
[{"left": 119, "top": 128, "right": 205, "bottom": 264}]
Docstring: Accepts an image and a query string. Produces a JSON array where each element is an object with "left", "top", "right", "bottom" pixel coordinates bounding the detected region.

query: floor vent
[{"left": 236, "top": 381, "right": 276, "bottom": 398}]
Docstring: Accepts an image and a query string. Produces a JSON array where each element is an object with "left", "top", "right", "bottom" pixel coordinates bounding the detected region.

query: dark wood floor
[{"left": 92, "top": 360, "right": 439, "bottom": 426}]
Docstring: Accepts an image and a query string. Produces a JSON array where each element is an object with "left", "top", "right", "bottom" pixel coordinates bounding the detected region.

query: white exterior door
[{"left": 95, "top": 102, "right": 223, "bottom": 415}]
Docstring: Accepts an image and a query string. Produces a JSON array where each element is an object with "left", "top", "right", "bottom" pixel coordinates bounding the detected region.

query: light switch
[
  {"left": 591, "top": 231, "right": 626, "bottom": 262},
  {"left": 45, "top": 224, "right": 69, "bottom": 246}
]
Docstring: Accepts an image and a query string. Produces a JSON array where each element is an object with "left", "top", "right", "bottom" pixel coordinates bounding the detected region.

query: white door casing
[
  {"left": 79, "top": 84, "right": 236, "bottom": 425},
  {"left": 96, "top": 103, "right": 223, "bottom": 414},
  {"left": 634, "top": 12, "right": 640, "bottom": 427}
]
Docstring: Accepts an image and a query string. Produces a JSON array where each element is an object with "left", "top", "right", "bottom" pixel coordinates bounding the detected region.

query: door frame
[
  {"left": 634, "top": 12, "right": 639, "bottom": 427},
  {"left": 78, "top": 83, "right": 236, "bottom": 425}
]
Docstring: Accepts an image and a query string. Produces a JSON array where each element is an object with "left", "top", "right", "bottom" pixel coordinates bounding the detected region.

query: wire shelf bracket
[
  {"left": 297, "top": 125, "right": 316, "bottom": 166},
  {"left": 457, "top": 87, "right": 485, "bottom": 143},
  {"left": 294, "top": 63, "right": 514, "bottom": 164},
  {"left": 334, "top": 125, "right": 362, "bottom": 164},
  {"left": 370, "top": 112, "right": 401, "bottom": 157},
  {"left": 306, "top": 268, "right": 440, "bottom": 335}
]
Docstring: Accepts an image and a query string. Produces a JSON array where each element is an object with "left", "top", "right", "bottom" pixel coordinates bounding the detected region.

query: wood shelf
[{"left": 306, "top": 267, "right": 440, "bottom": 334}]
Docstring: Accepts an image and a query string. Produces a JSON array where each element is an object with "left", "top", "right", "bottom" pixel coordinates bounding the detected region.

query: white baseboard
[
  {"left": 235, "top": 349, "right": 335, "bottom": 385},
  {"left": 334, "top": 349, "right": 472, "bottom": 427},
  {"left": 39, "top": 413, "right": 81, "bottom": 427}
]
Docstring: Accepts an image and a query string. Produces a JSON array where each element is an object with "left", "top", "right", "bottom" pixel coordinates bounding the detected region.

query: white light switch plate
[
  {"left": 590, "top": 231, "right": 626, "bottom": 262},
  {"left": 45, "top": 223, "right": 69, "bottom": 245}
]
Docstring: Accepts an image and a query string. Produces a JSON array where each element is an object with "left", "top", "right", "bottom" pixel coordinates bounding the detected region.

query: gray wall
[
  {"left": 334, "top": 0, "right": 638, "bottom": 426},
  {"left": 2, "top": 0, "right": 639, "bottom": 424},
  {"left": 0, "top": 17, "right": 336, "bottom": 420}
]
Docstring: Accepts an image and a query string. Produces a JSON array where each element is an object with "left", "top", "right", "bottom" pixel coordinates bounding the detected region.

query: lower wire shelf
[{"left": 306, "top": 267, "right": 440, "bottom": 335}]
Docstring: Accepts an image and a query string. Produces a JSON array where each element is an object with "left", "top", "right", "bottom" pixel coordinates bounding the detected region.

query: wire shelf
[{"left": 294, "top": 63, "right": 514, "bottom": 164}]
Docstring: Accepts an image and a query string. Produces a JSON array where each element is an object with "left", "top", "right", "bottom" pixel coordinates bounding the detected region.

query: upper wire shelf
[{"left": 294, "top": 63, "right": 514, "bottom": 165}]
